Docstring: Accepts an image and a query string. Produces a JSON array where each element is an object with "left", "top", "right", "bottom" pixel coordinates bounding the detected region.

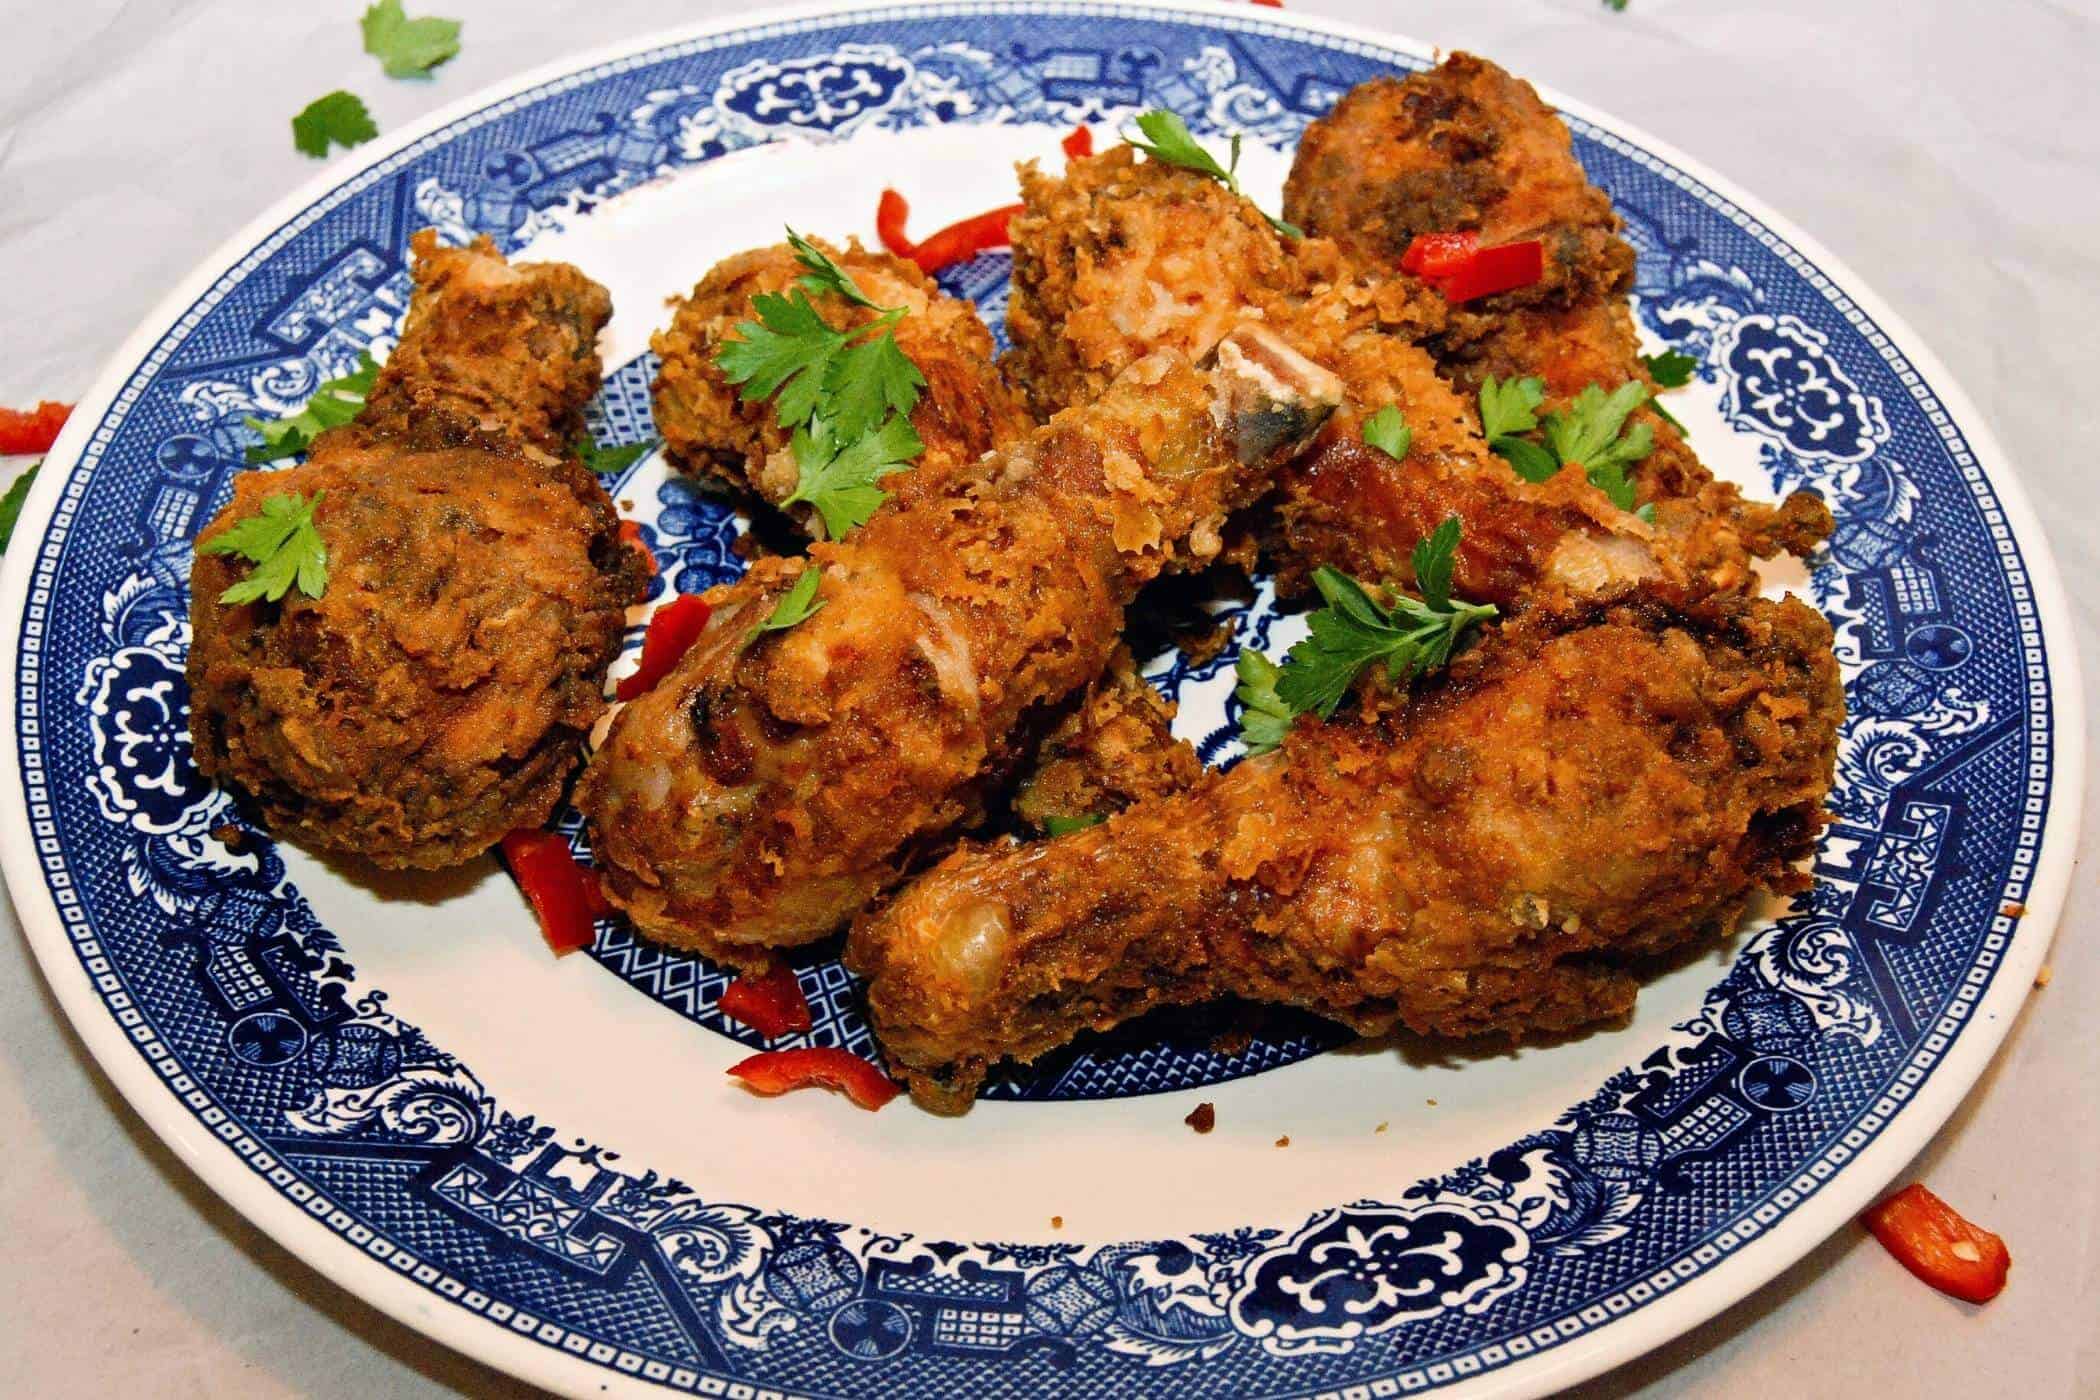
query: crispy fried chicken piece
[
  {"left": 576, "top": 326, "right": 1343, "bottom": 964},
  {"left": 848, "top": 592, "right": 1842, "bottom": 1111},
  {"left": 1009, "top": 645, "right": 1202, "bottom": 835},
  {"left": 188, "top": 233, "right": 647, "bottom": 869},
  {"left": 652, "top": 239, "right": 1034, "bottom": 531}
]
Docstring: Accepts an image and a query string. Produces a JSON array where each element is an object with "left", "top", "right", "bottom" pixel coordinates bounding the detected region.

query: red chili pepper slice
[
  {"left": 908, "top": 204, "right": 1024, "bottom": 275},
  {"left": 718, "top": 964, "right": 815, "bottom": 1039},
  {"left": 1062, "top": 125, "right": 1094, "bottom": 160},
  {"left": 0, "top": 401, "right": 71, "bottom": 456},
  {"left": 876, "top": 187, "right": 916, "bottom": 260},
  {"left": 617, "top": 519, "right": 657, "bottom": 577},
  {"left": 615, "top": 593, "right": 712, "bottom": 702},
  {"left": 1434, "top": 239, "right": 1545, "bottom": 304},
  {"left": 728, "top": 1047, "right": 900, "bottom": 1110},
  {"left": 499, "top": 830, "right": 605, "bottom": 956},
  {"left": 1862, "top": 1183, "right": 2010, "bottom": 1303},
  {"left": 1251, "top": 0, "right": 1284, "bottom": 8},
  {"left": 1399, "top": 230, "right": 1480, "bottom": 279}
]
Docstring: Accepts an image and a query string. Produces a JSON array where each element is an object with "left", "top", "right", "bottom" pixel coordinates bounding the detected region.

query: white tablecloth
[{"left": 2, "top": 0, "right": 2095, "bottom": 1394}]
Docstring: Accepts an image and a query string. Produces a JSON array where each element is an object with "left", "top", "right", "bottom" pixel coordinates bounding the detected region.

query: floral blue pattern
[{"left": 4, "top": 6, "right": 2063, "bottom": 1397}]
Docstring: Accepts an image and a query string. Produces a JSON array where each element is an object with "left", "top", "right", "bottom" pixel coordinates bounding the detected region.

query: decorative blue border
[{"left": 6, "top": 5, "right": 2057, "bottom": 1396}]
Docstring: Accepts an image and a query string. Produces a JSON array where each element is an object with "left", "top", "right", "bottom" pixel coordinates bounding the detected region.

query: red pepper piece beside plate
[
  {"left": 905, "top": 204, "right": 1024, "bottom": 275},
  {"left": 729, "top": 1047, "right": 901, "bottom": 1110},
  {"left": 875, "top": 187, "right": 916, "bottom": 260},
  {"left": 0, "top": 401, "right": 71, "bottom": 455},
  {"left": 1062, "top": 125, "right": 1093, "bottom": 160},
  {"left": 1862, "top": 1183, "right": 2010, "bottom": 1302},
  {"left": 718, "top": 964, "right": 815, "bottom": 1039},
  {"left": 615, "top": 593, "right": 712, "bottom": 702},
  {"left": 499, "top": 830, "right": 606, "bottom": 956}
]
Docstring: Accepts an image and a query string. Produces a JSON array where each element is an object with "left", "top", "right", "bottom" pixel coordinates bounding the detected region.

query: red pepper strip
[
  {"left": 500, "top": 830, "right": 605, "bottom": 956},
  {"left": 1062, "top": 124, "right": 1094, "bottom": 160},
  {"left": 719, "top": 965, "right": 815, "bottom": 1039},
  {"left": 728, "top": 1048, "right": 901, "bottom": 1110},
  {"left": 1862, "top": 1184, "right": 2010, "bottom": 1303},
  {"left": 906, "top": 204, "right": 1025, "bottom": 275},
  {"left": 615, "top": 593, "right": 712, "bottom": 702},
  {"left": 876, "top": 187, "right": 916, "bottom": 260},
  {"left": 1432, "top": 239, "right": 1544, "bottom": 305},
  {"left": 1399, "top": 230, "right": 1480, "bottom": 279},
  {"left": 0, "top": 401, "right": 71, "bottom": 455},
  {"left": 1251, "top": 0, "right": 1283, "bottom": 8},
  {"left": 617, "top": 519, "right": 657, "bottom": 577}
]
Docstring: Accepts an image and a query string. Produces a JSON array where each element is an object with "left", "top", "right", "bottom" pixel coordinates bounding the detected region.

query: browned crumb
[
  {"left": 2034, "top": 965, "right": 2053, "bottom": 989},
  {"left": 1050, "top": 1215, "right": 1063, "bottom": 1229},
  {"left": 2002, "top": 902, "right": 2027, "bottom": 919},
  {"left": 1274, "top": 1135, "right": 1291, "bottom": 1148},
  {"left": 1375, "top": 1121, "right": 1389, "bottom": 1134},
  {"left": 1210, "top": 1028, "right": 1254, "bottom": 1057},
  {"left": 619, "top": 498, "right": 634, "bottom": 511},
  {"left": 1426, "top": 1098, "right": 1439, "bottom": 1107},
  {"left": 1185, "top": 1102, "right": 1216, "bottom": 1134},
  {"left": 210, "top": 824, "right": 244, "bottom": 850}
]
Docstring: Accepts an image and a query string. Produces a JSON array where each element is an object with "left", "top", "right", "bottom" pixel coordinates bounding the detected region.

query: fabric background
[{"left": 1, "top": 0, "right": 2094, "bottom": 1394}]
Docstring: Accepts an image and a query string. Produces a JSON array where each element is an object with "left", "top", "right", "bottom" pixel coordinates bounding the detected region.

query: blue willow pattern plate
[{"left": 0, "top": 3, "right": 2079, "bottom": 1396}]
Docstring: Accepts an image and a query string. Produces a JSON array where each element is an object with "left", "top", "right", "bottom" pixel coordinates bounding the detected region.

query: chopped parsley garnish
[
  {"left": 747, "top": 565, "right": 826, "bottom": 641},
  {"left": 1361, "top": 405, "right": 1412, "bottom": 461},
  {"left": 0, "top": 461, "right": 40, "bottom": 554},
  {"left": 361, "top": 0, "right": 461, "bottom": 78},
  {"left": 198, "top": 491, "right": 330, "bottom": 605},
  {"left": 1123, "top": 110, "right": 1303, "bottom": 239},
  {"left": 1642, "top": 350, "right": 1697, "bottom": 388},
  {"left": 1235, "top": 519, "right": 1495, "bottom": 751},
  {"left": 716, "top": 228, "right": 928, "bottom": 536},
  {"left": 292, "top": 91, "right": 379, "bottom": 158},
  {"left": 1477, "top": 375, "right": 1655, "bottom": 513},
  {"left": 574, "top": 437, "right": 656, "bottom": 474},
  {"left": 245, "top": 354, "right": 380, "bottom": 463},
  {"left": 1043, "top": 812, "right": 1107, "bottom": 837}
]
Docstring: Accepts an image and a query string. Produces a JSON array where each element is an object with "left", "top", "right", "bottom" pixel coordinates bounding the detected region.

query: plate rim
[{"left": 0, "top": 1, "right": 2083, "bottom": 1396}]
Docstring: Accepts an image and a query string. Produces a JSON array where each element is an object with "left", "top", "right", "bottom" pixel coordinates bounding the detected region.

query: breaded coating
[
  {"left": 849, "top": 593, "right": 1842, "bottom": 1112},
  {"left": 577, "top": 326, "right": 1343, "bottom": 964},
  {"left": 1004, "top": 147, "right": 1311, "bottom": 417},
  {"left": 1009, "top": 646, "right": 1202, "bottom": 835},
  {"left": 188, "top": 235, "right": 647, "bottom": 869},
  {"left": 651, "top": 240, "right": 1033, "bottom": 528}
]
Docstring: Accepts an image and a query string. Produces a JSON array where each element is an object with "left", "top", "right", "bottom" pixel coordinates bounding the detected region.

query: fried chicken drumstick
[
  {"left": 849, "top": 592, "right": 1842, "bottom": 1112},
  {"left": 188, "top": 233, "right": 647, "bottom": 868},
  {"left": 577, "top": 326, "right": 1343, "bottom": 964}
]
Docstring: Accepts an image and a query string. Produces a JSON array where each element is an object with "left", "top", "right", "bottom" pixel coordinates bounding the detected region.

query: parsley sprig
[
  {"left": 1640, "top": 349, "right": 1695, "bottom": 436},
  {"left": 246, "top": 354, "right": 380, "bottom": 463},
  {"left": 198, "top": 491, "right": 330, "bottom": 605},
  {"left": 292, "top": 92, "right": 379, "bottom": 159},
  {"left": 1362, "top": 404, "right": 1412, "bottom": 460},
  {"left": 1123, "top": 110, "right": 1302, "bottom": 239},
  {"left": 0, "top": 461, "right": 40, "bottom": 554},
  {"left": 747, "top": 565, "right": 826, "bottom": 642},
  {"left": 716, "top": 230, "right": 927, "bottom": 538},
  {"left": 574, "top": 437, "right": 657, "bottom": 475},
  {"left": 1234, "top": 519, "right": 1495, "bottom": 754},
  {"left": 361, "top": 0, "right": 461, "bottom": 79},
  {"left": 1478, "top": 375, "right": 1656, "bottom": 517}
]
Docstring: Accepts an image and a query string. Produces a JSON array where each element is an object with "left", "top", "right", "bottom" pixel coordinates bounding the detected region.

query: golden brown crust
[{"left": 1009, "top": 646, "right": 1203, "bottom": 835}]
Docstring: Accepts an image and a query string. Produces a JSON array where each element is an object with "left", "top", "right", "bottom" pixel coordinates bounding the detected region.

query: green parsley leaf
[
  {"left": 1361, "top": 405, "right": 1412, "bottom": 461},
  {"left": 360, "top": 0, "right": 461, "bottom": 80},
  {"left": 787, "top": 229, "right": 885, "bottom": 312},
  {"left": 574, "top": 438, "right": 656, "bottom": 474},
  {"left": 1273, "top": 546, "right": 1496, "bottom": 720},
  {"left": 1650, "top": 398, "right": 1688, "bottom": 437},
  {"left": 0, "top": 461, "right": 41, "bottom": 554},
  {"left": 1233, "top": 648, "right": 1294, "bottom": 756},
  {"left": 292, "top": 91, "right": 379, "bottom": 158},
  {"left": 1542, "top": 383, "right": 1653, "bottom": 509},
  {"left": 1635, "top": 502, "right": 1658, "bottom": 525},
  {"left": 1043, "top": 812, "right": 1107, "bottom": 837},
  {"left": 1642, "top": 350, "right": 1697, "bottom": 388},
  {"left": 1478, "top": 375, "right": 1545, "bottom": 440},
  {"left": 1124, "top": 109, "right": 1303, "bottom": 239},
  {"left": 1410, "top": 515, "right": 1461, "bottom": 611},
  {"left": 1493, "top": 435, "right": 1560, "bottom": 482},
  {"left": 244, "top": 354, "right": 381, "bottom": 463},
  {"left": 823, "top": 331, "right": 924, "bottom": 444},
  {"left": 718, "top": 289, "right": 851, "bottom": 431},
  {"left": 784, "top": 414, "right": 923, "bottom": 539},
  {"left": 197, "top": 490, "right": 330, "bottom": 605},
  {"left": 747, "top": 565, "right": 826, "bottom": 641},
  {"left": 1603, "top": 0, "right": 1629, "bottom": 12}
]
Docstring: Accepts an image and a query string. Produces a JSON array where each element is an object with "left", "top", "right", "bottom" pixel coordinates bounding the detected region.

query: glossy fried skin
[
  {"left": 849, "top": 594, "right": 1842, "bottom": 1111},
  {"left": 652, "top": 240, "right": 1033, "bottom": 529},
  {"left": 1009, "top": 646, "right": 1202, "bottom": 836},
  {"left": 577, "top": 327, "right": 1343, "bottom": 964},
  {"left": 188, "top": 235, "right": 646, "bottom": 869}
]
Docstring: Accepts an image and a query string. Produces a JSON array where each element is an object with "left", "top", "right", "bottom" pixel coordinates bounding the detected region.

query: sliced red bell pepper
[
  {"left": 1862, "top": 1183, "right": 2010, "bottom": 1303},
  {"left": 728, "top": 1047, "right": 901, "bottom": 1110},
  {"left": 500, "top": 830, "right": 606, "bottom": 956},
  {"left": 718, "top": 964, "right": 815, "bottom": 1039},
  {"left": 617, "top": 519, "right": 657, "bottom": 577},
  {"left": 615, "top": 593, "right": 713, "bottom": 702},
  {"left": 1250, "top": 0, "right": 1283, "bottom": 8},
  {"left": 876, "top": 187, "right": 916, "bottom": 260},
  {"left": 0, "top": 401, "right": 71, "bottom": 456},
  {"left": 1434, "top": 239, "right": 1545, "bottom": 304},
  {"left": 1062, "top": 124, "right": 1094, "bottom": 160},
  {"left": 1400, "top": 230, "right": 1480, "bottom": 279}
]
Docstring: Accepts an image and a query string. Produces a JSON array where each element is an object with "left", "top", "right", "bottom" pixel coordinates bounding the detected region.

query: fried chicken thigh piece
[
  {"left": 652, "top": 240, "right": 1034, "bottom": 528},
  {"left": 188, "top": 234, "right": 646, "bottom": 869},
  {"left": 577, "top": 326, "right": 1343, "bottom": 963},
  {"left": 849, "top": 593, "right": 1842, "bottom": 1111}
]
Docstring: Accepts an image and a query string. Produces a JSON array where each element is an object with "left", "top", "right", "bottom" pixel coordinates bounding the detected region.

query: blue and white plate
[{"left": 0, "top": 3, "right": 2080, "bottom": 1395}]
